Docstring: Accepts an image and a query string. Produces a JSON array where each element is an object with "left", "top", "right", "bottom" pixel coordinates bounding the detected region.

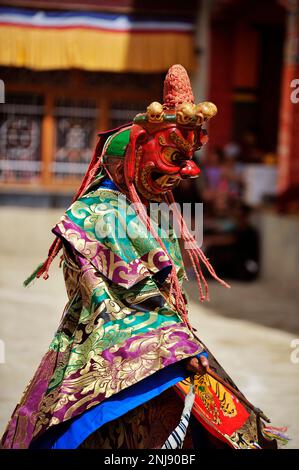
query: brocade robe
[{"left": 1, "top": 183, "right": 278, "bottom": 449}]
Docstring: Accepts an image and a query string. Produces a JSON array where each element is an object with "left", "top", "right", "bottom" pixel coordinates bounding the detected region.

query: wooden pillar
[
  {"left": 99, "top": 95, "right": 109, "bottom": 132},
  {"left": 277, "top": 0, "right": 299, "bottom": 197},
  {"left": 41, "top": 92, "right": 55, "bottom": 186},
  {"left": 208, "top": 20, "right": 234, "bottom": 149},
  {"left": 192, "top": 0, "right": 212, "bottom": 101}
]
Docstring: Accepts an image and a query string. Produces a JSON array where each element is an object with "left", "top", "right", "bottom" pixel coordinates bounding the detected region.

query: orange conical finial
[{"left": 163, "top": 64, "right": 194, "bottom": 110}]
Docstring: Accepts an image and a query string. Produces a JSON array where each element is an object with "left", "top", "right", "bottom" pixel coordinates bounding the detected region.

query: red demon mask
[
  {"left": 124, "top": 65, "right": 217, "bottom": 201},
  {"left": 125, "top": 123, "right": 209, "bottom": 201}
]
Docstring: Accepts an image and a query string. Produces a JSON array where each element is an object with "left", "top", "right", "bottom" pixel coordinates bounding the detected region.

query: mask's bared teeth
[{"left": 153, "top": 173, "right": 180, "bottom": 189}]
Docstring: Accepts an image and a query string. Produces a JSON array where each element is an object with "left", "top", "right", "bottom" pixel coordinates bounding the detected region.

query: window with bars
[
  {"left": 0, "top": 93, "right": 43, "bottom": 183},
  {"left": 110, "top": 102, "right": 145, "bottom": 129},
  {"left": 53, "top": 99, "right": 99, "bottom": 181},
  {"left": 0, "top": 67, "right": 161, "bottom": 189}
]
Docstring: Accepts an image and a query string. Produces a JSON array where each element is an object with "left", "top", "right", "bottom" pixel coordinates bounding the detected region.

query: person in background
[
  {"left": 205, "top": 203, "right": 260, "bottom": 281},
  {"left": 240, "top": 130, "right": 263, "bottom": 164}
]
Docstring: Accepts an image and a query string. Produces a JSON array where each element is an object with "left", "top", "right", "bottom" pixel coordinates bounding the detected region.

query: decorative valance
[{"left": 0, "top": 7, "right": 196, "bottom": 72}]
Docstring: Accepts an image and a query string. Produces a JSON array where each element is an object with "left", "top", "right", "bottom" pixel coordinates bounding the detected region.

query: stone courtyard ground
[{"left": 0, "top": 208, "right": 298, "bottom": 448}]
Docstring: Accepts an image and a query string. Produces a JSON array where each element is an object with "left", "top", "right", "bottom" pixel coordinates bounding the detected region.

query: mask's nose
[{"left": 179, "top": 160, "right": 201, "bottom": 178}]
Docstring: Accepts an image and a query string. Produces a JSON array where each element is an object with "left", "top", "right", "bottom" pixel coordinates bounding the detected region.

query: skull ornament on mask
[{"left": 147, "top": 102, "right": 164, "bottom": 123}]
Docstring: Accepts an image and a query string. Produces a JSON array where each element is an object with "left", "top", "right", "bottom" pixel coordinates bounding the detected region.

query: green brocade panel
[{"left": 65, "top": 188, "right": 184, "bottom": 273}]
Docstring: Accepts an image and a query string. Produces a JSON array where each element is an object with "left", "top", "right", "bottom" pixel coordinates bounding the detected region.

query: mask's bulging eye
[{"left": 163, "top": 147, "right": 183, "bottom": 163}]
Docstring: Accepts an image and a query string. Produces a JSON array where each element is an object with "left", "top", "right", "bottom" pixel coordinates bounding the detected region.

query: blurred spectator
[
  {"left": 201, "top": 146, "right": 244, "bottom": 210},
  {"left": 203, "top": 147, "right": 223, "bottom": 196},
  {"left": 204, "top": 203, "right": 260, "bottom": 281},
  {"left": 223, "top": 142, "right": 241, "bottom": 160},
  {"left": 195, "top": 141, "right": 262, "bottom": 281},
  {"left": 240, "top": 130, "right": 263, "bottom": 163}
]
